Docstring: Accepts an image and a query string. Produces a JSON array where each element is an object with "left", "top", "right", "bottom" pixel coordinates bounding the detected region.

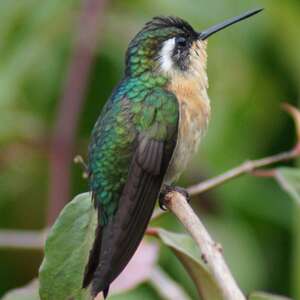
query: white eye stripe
[{"left": 159, "top": 37, "right": 175, "bottom": 73}]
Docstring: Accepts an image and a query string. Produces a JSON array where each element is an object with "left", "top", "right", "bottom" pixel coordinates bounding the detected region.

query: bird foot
[{"left": 159, "top": 185, "right": 190, "bottom": 211}]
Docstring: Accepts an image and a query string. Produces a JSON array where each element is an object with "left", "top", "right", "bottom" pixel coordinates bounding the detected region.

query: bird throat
[{"left": 164, "top": 40, "right": 211, "bottom": 183}]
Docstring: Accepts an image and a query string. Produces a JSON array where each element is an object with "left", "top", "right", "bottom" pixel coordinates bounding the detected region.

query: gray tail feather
[
  {"left": 103, "top": 286, "right": 110, "bottom": 299},
  {"left": 82, "top": 221, "right": 111, "bottom": 298},
  {"left": 82, "top": 223, "right": 102, "bottom": 289}
]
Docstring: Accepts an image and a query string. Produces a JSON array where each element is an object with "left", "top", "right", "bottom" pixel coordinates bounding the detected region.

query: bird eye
[{"left": 175, "top": 37, "right": 187, "bottom": 48}]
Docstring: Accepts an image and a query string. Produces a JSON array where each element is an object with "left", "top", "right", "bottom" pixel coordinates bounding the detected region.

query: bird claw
[
  {"left": 159, "top": 198, "right": 168, "bottom": 211},
  {"left": 173, "top": 186, "right": 191, "bottom": 203},
  {"left": 159, "top": 185, "right": 191, "bottom": 211}
]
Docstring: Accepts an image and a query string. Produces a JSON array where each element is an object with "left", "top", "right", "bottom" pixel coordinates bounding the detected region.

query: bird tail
[{"left": 82, "top": 222, "right": 110, "bottom": 298}]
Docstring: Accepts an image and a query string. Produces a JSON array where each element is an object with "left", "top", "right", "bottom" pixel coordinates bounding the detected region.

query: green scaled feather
[{"left": 88, "top": 72, "right": 178, "bottom": 225}]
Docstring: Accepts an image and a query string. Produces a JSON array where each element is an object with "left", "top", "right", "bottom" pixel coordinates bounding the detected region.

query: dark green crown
[{"left": 125, "top": 16, "right": 197, "bottom": 76}]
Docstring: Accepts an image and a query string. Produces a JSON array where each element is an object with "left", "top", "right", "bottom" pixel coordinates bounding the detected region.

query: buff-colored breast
[{"left": 164, "top": 40, "right": 210, "bottom": 183}]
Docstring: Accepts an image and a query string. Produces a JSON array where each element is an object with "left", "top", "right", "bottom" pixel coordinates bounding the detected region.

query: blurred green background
[{"left": 1, "top": 0, "right": 300, "bottom": 299}]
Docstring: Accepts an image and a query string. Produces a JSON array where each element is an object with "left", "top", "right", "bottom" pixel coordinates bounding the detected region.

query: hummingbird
[{"left": 82, "top": 8, "right": 262, "bottom": 298}]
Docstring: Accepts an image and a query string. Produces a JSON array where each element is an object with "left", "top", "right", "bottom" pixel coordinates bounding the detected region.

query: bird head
[{"left": 125, "top": 9, "right": 262, "bottom": 81}]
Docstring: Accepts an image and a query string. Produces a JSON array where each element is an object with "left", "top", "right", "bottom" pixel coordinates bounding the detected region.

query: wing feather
[
  {"left": 83, "top": 87, "right": 179, "bottom": 298},
  {"left": 91, "top": 134, "right": 175, "bottom": 296}
]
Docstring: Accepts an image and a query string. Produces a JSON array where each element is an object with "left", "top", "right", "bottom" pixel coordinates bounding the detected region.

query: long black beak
[{"left": 198, "top": 8, "right": 263, "bottom": 40}]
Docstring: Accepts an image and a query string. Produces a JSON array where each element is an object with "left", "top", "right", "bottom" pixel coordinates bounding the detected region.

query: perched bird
[{"left": 83, "top": 8, "right": 262, "bottom": 298}]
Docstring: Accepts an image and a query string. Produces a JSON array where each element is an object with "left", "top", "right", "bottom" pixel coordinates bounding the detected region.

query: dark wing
[
  {"left": 83, "top": 86, "right": 179, "bottom": 297},
  {"left": 91, "top": 132, "right": 176, "bottom": 296}
]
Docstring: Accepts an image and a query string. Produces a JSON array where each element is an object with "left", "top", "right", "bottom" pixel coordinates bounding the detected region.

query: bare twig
[
  {"left": 3, "top": 101, "right": 299, "bottom": 300},
  {"left": 163, "top": 191, "right": 246, "bottom": 300},
  {"left": 151, "top": 144, "right": 300, "bottom": 222},
  {"left": 187, "top": 143, "right": 300, "bottom": 196},
  {"left": 283, "top": 103, "right": 300, "bottom": 141},
  {"left": 74, "top": 155, "right": 89, "bottom": 178},
  {"left": 48, "top": 0, "right": 107, "bottom": 225},
  {"left": 0, "top": 230, "right": 46, "bottom": 250}
]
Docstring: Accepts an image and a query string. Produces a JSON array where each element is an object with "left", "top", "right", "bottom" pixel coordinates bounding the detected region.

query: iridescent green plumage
[
  {"left": 88, "top": 74, "right": 178, "bottom": 225},
  {"left": 85, "top": 75, "right": 179, "bottom": 296},
  {"left": 83, "top": 10, "right": 263, "bottom": 299},
  {"left": 84, "top": 16, "right": 195, "bottom": 298}
]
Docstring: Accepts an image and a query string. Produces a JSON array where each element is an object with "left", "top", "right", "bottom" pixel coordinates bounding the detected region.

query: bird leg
[{"left": 159, "top": 184, "right": 191, "bottom": 211}]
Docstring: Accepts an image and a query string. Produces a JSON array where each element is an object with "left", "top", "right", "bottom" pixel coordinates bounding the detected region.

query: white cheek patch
[{"left": 159, "top": 37, "right": 175, "bottom": 73}]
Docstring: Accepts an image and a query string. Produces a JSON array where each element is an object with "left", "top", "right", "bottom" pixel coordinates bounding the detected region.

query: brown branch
[
  {"left": 48, "top": 0, "right": 107, "bottom": 225},
  {"left": 0, "top": 230, "right": 45, "bottom": 250},
  {"left": 187, "top": 143, "right": 300, "bottom": 196},
  {"left": 149, "top": 144, "right": 300, "bottom": 223},
  {"left": 163, "top": 191, "right": 246, "bottom": 300}
]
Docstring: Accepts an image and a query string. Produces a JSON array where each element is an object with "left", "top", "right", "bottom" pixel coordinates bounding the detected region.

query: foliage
[
  {"left": 1, "top": 0, "right": 300, "bottom": 299},
  {"left": 156, "top": 229, "right": 222, "bottom": 299},
  {"left": 39, "top": 193, "right": 96, "bottom": 300},
  {"left": 8, "top": 189, "right": 299, "bottom": 299},
  {"left": 249, "top": 292, "right": 292, "bottom": 300},
  {"left": 38, "top": 193, "right": 220, "bottom": 299},
  {"left": 276, "top": 168, "right": 300, "bottom": 204}
]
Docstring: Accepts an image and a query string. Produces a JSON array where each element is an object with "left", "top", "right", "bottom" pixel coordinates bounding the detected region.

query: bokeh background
[{"left": 1, "top": 0, "right": 300, "bottom": 299}]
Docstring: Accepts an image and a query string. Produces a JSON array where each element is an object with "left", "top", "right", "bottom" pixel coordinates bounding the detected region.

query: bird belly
[{"left": 164, "top": 84, "right": 210, "bottom": 184}]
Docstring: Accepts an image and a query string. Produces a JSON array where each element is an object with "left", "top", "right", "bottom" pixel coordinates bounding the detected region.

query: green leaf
[
  {"left": 39, "top": 193, "right": 96, "bottom": 300},
  {"left": 276, "top": 168, "right": 300, "bottom": 300},
  {"left": 2, "top": 279, "right": 39, "bottom": 300},
  {"left": 249, "top": 291, "right": 292, "bottom": 300},
  {"left": 276, "top": 167, "right": 300, "bottom": 204},
  {"left": 155, "top": 228, "right": 223, "bottom": 300}
]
